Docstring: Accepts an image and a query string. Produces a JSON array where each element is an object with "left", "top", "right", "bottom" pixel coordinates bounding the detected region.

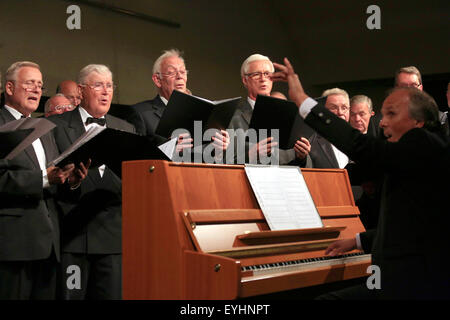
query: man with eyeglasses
[
  {"left": 128, "top": 49, "right": 189, "bottom": 137},
  {"left": 127, "top": 48, "right": 226, "bottom": 160},
  {"left": 0, "top": 61, "right": 87, "bottom": 299},
  {"left": 394, "top": 66, "right": 423, "bottom": 90},
  {"left": 228, "top": 53, "right": 311, "bottom": 165},
  {"left": 48, "top": 64, "right": 144, "bottom": 300},
  {"left": 394, "top": 66, "right": 448, "bottom": 137},
  {"left": 305, "top": 88, "right": 351, "bottom": 169},
  {"left": 44, "top": 93, "right": 75, "bottom": 117}
]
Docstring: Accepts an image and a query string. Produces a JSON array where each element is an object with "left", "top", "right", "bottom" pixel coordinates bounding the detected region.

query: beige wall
[
  {"left": 0, "top": 0, "right": 448, "bottom": 108},
  {"left": 0, "top": 0, "right": 296, "bottom": 105}
]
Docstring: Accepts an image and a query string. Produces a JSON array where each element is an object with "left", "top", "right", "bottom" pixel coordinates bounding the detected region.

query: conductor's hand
[
  {"left": 67, "top": 159, "right": 91, "bottom": 188},
  {"left": 47, "top": 164, "right": 75, "bottom": 185},
  {"left": 325, "top": 238, "right": 357, "bottom": 257},
  {"left": 294, "top": 137, "right": 311, "bottom": 160},
  {"left": 272, "top": 58, "right": 309, "bottom": 107},
  {"left": 175, "top": 133, "right": 193, "bottom": 153},
  {"left": 211, "top": 130, "right": 230, "bottom": 151}
]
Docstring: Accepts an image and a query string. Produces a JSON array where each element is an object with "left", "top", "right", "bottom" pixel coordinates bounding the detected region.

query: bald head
[
  {"left": 44, "top": 94, "right": 75, "bottom": 117},
  {"left": 57, "top": 80, "right": 81, "bottom": 107}
]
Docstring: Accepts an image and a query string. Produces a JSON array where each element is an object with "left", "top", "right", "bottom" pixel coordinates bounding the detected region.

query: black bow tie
[{"left": 86, "top": 117, "right": 106, "bottom": 126}]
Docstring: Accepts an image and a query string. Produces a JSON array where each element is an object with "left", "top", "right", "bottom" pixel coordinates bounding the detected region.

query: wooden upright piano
[{"left": 122, "top": 160, "right": 371, "bottom": 299}]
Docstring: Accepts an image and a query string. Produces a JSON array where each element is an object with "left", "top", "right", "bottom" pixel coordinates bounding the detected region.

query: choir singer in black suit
[
  {"left": 48, "top": 64, "right": 135, "bottom": 300},
  {"left": 0, "top": 61, "right": 87, "bottom": 299},
  {"left": 272, "top": 58, "right": 449, "bottom": 299},
  {"left": 126, "top": 49, "right": 227, "bottom": 160}
]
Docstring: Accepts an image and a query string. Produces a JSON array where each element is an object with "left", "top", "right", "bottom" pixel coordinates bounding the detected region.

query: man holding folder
[
  {"left": 48, "top": 64, "right": 135, "bottom": 299},
  {"left": 0, "top": 61, "right": 87, "bottom": 299}
]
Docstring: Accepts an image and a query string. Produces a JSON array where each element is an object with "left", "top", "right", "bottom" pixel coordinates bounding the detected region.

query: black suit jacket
[
  {"left": 308, "top": 132, "right": 340, "bottom": 168},
  {"left": 0, "top": 107, "right": 61, "bottom": 261},
  {"left": 127, "top": 95, "right": 165, "bottom": 137},
  {"left": 304, "top": 99, "right": 450, "bottom": 298},
  {"left": 48, "top": 108, "right": 136, "bottom": 254}
]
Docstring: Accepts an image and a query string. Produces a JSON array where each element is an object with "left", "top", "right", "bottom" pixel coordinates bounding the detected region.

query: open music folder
[
  {"left": 248, "top": 95, "right": 299, "bottom": 149},
  {"left": 155, "top": 90, "right": 241, "bottom": 138},
  {"left": 244, "top": 164, "right": 323, "bottom": 230},
  {"left": 0, "top": 118, "right": 56, "bottom": 160},
  {"left": 48, "top": 126, "right": 170, "bottom": 177}
]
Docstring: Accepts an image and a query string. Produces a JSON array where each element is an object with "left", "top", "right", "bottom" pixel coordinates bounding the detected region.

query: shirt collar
[
  {"left": 159, "top": 95, "right": 168, "bottom": 106},
  {"left": 78, "top": 106, "right": 105, "bottom": 125},
  {"left": 247, "top": 96, "right": 256, "bottom": 110},
  {"left": 4, "top": 105, "right": 26, "bottom": 119}
]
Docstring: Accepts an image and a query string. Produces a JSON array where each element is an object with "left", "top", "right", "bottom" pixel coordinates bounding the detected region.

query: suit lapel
[
  {"left": 153, "top": 96, "right": 166, "bottom": 119},
  {"left": 317, "top": 135, "right": 339, "bottom": 168},
  {"left": 0, "top": 107, "right": 41, "bottom": 168},
  {"left": 241, "top": 101, "right": 253, "bottom": 126},
  {"left": 40, "top": 132, "right": 59, "bottom": 165},
  {"left": 67, "top": 108, "right": 87, "bottom": 141}
]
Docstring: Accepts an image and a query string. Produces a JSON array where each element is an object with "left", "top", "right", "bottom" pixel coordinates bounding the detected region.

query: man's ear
[
  {"left": 415, "top": 120, "right": 425, "bottom": 128},
  {"left": 152, "top": 73, "right": 162, "bottom": 88},
  {"left": 5, "top": 81, "right": 14, "bottom": 96},
  {"left": 242, "top": 76, "right": 248, "bottom": 89},
  {"left": 77, "top": 85, "right": 84, "bottom": 100}
]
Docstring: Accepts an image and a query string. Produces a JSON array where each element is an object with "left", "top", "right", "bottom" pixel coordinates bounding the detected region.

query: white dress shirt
[
  {"left": 78, "top": 107, "right": 106, "bottom": 177},
  {"left": 4, "top": 105, "right": 50, "bottom": 188},
  {"left": 247, "top": 97, "right": 256, "bottom": 110},
  {"left": 159, "top": 95, "right": 168, "bottom": 106}
]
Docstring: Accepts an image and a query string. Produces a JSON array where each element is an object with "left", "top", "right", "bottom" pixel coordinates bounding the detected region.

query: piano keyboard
[{"left": 241, "top": 252, "right": 371, "bottom": 277}]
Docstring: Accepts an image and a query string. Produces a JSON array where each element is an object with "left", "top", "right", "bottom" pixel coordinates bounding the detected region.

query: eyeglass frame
[
  {"left": 53, "top": 104, "right": 76, "bottom": 112},
  {"left": 397, "top": 82, "right": 422, "bottom": 88},
  {"left": 328, "top": 104, "right": 350, "bottom": 113},
  {"left": 9, "top": 80, "right": 46, "bottom": 92},
  {"left": 80, "top": 82, "right": 117, "bottom": 92},
  {"left": 156, "top": 69, "right": 189, "bottom": 79},
  {"left": 244, "top": 71, "right": 273, "bottom": 80}
]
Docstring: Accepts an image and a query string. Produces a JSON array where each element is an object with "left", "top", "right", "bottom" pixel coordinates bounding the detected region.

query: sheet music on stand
[{"left": 244, "top": 165, "right": 323, "bottom": 230}]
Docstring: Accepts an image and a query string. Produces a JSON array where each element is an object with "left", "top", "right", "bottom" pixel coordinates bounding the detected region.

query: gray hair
[
  {"left": 240, "top": 54, "right": 274, "bottom": 78},
  {"left": 405, "top": 88, "right": 439, "bottom": 131},
  {"left": 78, "top": 64, "right": 112, "bottom": 84},
  {"left": 350, "top": 95, "right": 373, "bottom": 113},
  {"left": 321, "top": 88, "right": 349, "bottom": 102},
  {"left": 152, "top": 49, "right": 185, "bottom": 75},
  {"left": 5, "top": 61, "right": 40, "bottom": 83},
  {"left": 395, "top": 66, "right": 422, "bottom": 86},
  {"left": 44, "top": 93, "right": 66, "bottom": 114},
  {"left": 387, "top": 87, "right": 440, "bottom": 134}
]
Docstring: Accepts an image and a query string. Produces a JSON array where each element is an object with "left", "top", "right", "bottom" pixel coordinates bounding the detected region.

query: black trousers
[
  {"left": 60, "top": 252, "right": 122, "bottom": 300},
  {"left": 0, "top": 253, "right": 58, "bottom": 300}
]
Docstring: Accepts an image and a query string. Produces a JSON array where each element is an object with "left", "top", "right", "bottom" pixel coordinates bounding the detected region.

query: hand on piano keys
[{"left": 325, "top": 238, "right": 357, "bottom": 256}]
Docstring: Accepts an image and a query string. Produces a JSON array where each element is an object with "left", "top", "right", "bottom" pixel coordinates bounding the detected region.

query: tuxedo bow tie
[{"left": 86, "top": 117, "right": 106, "bottom": 126}]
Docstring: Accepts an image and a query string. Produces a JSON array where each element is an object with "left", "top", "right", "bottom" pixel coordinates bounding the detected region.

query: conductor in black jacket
[
  {"left": 48, "top": 64, "right": 135, "bottom": 299},
  {"left": 273, "top": 58, "right": 449, "bottom": 299}
]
